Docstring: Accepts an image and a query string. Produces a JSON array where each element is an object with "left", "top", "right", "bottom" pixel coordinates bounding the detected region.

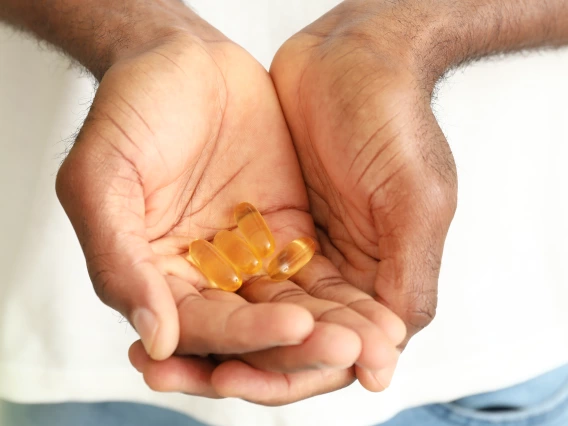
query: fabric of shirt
[{"left": 1, "top": 1, "right": 567, "bottom": 425}]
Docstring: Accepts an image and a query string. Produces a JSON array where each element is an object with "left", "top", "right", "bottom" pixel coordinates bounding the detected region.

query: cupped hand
[
  {"left": 270, "top": 1, "right": 458, "bottom": 387},
  {"left": 56, "top": 18, "right": 405, "bottom": 404}
]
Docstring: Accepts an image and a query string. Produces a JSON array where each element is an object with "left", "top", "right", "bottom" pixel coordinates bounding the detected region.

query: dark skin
[
  {"left": 2, "top": 0, "right": 568, "bottom": 406},
  {"left": 270, "top": 4, "right": 459, "bottom": 348},
  {"left": 3, "top": 1, "right": 404, "bottom": 403}
]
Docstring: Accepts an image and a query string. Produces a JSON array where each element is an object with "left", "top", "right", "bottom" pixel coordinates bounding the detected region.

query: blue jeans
[
  {"left": 384, "top": 364, "right": 568, "bottom": 426},
  {"left": 2, "top": 364, "right": 568, "bottom": 426}
]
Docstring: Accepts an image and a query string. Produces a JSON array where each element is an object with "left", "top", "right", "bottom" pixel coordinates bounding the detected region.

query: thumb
[{"left": 56, "top": 129, "right": 179, "bottom": 361}]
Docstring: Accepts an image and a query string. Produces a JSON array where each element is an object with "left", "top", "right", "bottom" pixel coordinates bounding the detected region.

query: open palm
[
  {"left": 271, "top": 11, "right": 458, "bottom": 358},
  {"left": 56, "top": 30, "right": 404, "bottom": 404}
]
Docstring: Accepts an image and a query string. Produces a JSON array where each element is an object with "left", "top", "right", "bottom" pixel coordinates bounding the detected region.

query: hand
[
  {"left": 55, "top": 9, "right": 405, "bottom": 404},
  {"left": 270, "top": 1, "right": 458, "bottom": 356},
  {"left": 9, "top": 0, "right": 567, "bottom": 407}
]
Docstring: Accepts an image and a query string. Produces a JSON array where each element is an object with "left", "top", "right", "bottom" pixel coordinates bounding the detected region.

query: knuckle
[
  {"left": 422, "top": 174, "right": 458, "bottom": 222},
  {"left": 55, "top": 159, "right": 72, "bottom": 205},
  {"left": 87, "top": 254, "right": 119, "bottom": 311},
  {"left": 90, "top": 267, "right": 114, "bottom": 307},
  {"left": 417, "top": 115, "right": 458, "bottom": 190},
  {"left": 306, "top": 273, "right": 347, "bottom": 297},
  {"left": 406, "top": 305, "right": 436, "bottom": 332},
  {"left": 404, "top": 288, "right": 438, "bottom": 334}
]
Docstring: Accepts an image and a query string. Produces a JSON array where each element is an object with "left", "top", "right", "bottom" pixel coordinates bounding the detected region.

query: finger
[
  {"left": 57, "top": 141, "right": 178, "bottom": 361},
  {"left": 154, "top": 253, "right": 208, "bottom": 285},
  {"left": 150, "top": 235, "right": 192, "bottom": 255},
  {"left": 201, "top": 287, "right": 248, "bottom": 304},
  {"left": 238, "top": 322, "right": 361, "bottom": 373},
  {"left": 243, "top": 210, "right": 397, "bottom": 374},
  {"left": 212, "top": 360, "right": 355, "bottom": 405},
  {"left": 356, "top": 362, "right": 398, "bottom": 393},
  {"left": 293, "top": 255, "right": 407, "bottom": 345},
  {"left": 293, "top": 256, "right": 404, "bottom": 390},
  {"left": 167, "top": 275, "right": 315, "bottom": 355},
  {"left": 129, "top": 341, "right": 220, "bottom": 398},
  {"left": 239, "top": 276, "right": 399, "bottom": 372},
  {"left": 128, "top": 340, "right": 147, "bottom": 373}
]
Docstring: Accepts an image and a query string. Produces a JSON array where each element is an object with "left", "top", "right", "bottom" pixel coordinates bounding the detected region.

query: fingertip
[
  {"left": 357, "top": 333, "right": 400, "bottom": 371},
  {"left": 121, "top": 264, "right": 180, "bottom": 361},
  {"left": 355, "top": 366, "right": 390, "bottom": 392},
  {"left": 350, "top": 299, "right": 407, "bottom": 346},
  {"left": 143, "top": 362, "right": 177, "bottom": 393},
  {"left": 384, "top": 314, "right": 407, "bottom": 346},
  {"left": 312, "top": 323, "right": 361, "bottom": 368},
  {"left": 146, "top": 277, "right": 181, "bottom": 361},
  {"left": 132, "top": 307, "right": 179, "bottom": 361},
  {"left": 375, "top": 364, "right": 397, "bottom": 389},
  {"left": 128, "top": 340, "right": 148, "bottom": 373},
  {"left": 356, "top": 364, "right": 397, "bottom": 392},
  {"left": 149, "top": 313, "right": 180, "bottom": 361}
]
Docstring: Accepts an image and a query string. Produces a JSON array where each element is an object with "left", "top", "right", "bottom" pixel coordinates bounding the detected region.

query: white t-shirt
[{"left": 1, "top": 1, "right": 567, "bottom": 425}]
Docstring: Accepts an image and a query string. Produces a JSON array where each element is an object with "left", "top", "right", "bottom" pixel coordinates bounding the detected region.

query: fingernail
[
  {"left": 132, "top": 309, "right": 158, "bottom": 357},
  {"left": 373, "top": 364, "right": 397, "bottom": 390}
]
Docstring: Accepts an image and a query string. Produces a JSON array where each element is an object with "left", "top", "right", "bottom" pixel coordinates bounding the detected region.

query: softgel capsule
[
  {"left": 187, "top": 203, "right": 315, "bottom": 292},
  {"left": 234, "top": 202, "right": 275, "bottom": 258},
  {"left": 188, "top": 239, "right": 242, "bottom": 292},
  {"left": 267, "top": 237, "right": 316, "bottom": 281},
  {"left": 213, "top": 230, "right": 262, "bottom": 274}
]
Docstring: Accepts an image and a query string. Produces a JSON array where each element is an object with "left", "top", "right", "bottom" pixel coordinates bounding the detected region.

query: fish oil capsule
[
  {"left": 234, "top": 202, "right": 276, "bottom": 258},
  {"left": 188, "top": 239, "right": 242, "bottom": 292},
  {"left": 267, "top": 237, "right": 316, "bottom": 281},
  {"left": 213, "top": 230, "right": 262, "bottom": 274}
]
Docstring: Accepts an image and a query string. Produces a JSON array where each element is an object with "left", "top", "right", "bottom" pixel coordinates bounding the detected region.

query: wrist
[
  {"left": 299, "top": 0, "right": 457, "bottom": 98},
  {"left": 313, "top": 0, "right": 462, "bottom": 96},
  {"left": 96, "top": 2, "right": 228, "bottom": 79},
  {"left": 331, "top": 0, "right": 568, "bottom": 95},
  {"left": 1, "top": 0, "right": 224, "bottom": 80},
  {"left": 76, "top": 1, "right": 224, "bottom": 80}
]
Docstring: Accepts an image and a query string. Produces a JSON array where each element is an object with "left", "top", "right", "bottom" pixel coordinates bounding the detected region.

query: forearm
[
  {"left": 413, "top": 0, "right": 568, "bottom": 89},
  {"left": 0, "top": 0, "right": 216, "bottom": 80},
  {"left": 329, "top": 0, "right": 568, "bottom": 92}
]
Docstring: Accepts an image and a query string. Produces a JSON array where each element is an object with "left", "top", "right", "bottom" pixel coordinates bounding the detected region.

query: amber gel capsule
[
  {"left": 234, "top": 202, "right": 276, "bottom": 258},
  {"left": 267, "top": 237, "right": 316, "bottom": 281},
  {"left": 188, "top": 239, "right": 242, "bottom": 292},
  {"left": 213, "top": 230, "right": 262, "bottom": 274}
]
